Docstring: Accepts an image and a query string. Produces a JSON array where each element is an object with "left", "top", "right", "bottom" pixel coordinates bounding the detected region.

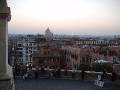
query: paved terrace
[{"left": 15, "top": 79, "right": 120, "bottom": 90}]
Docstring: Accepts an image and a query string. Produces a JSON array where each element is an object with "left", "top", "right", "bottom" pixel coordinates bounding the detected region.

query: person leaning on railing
[
  {"left": 111, "top": 71, "right": 117, "bottom": 82},
  {"left": 101, "top": 70, "right": 107, "bottom": 81},
  {"left": 81, "top": 70, "right": 85, "bottom": 80}
]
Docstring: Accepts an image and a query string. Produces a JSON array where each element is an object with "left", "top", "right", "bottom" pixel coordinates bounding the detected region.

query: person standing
[
  {"left": 111, "top": 71, "right": 117, "bottom": 82},
  {"left": 101, "top": 70, "right": 107, "bottom": 81},
  {"left": 35, "top": 66, "right": 39, "bottom": 79},
  {"left": 81, "top": 70, "right": 85, "bottom": 80}
]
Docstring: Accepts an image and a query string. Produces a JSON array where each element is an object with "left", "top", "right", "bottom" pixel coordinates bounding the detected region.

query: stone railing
[
  {"left": 14, "top": 68, "right": 114, "bottom": 81},
  {"left": 0, "top": 65, "right": 14, "bottom": 90},
  {"left": 7, "top": 65, "right": 14, "bottom": 90}
]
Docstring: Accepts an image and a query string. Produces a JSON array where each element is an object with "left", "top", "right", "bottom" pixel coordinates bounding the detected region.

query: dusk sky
[{"left": 8, "top": 0, "right": 120, "bottom": 35}]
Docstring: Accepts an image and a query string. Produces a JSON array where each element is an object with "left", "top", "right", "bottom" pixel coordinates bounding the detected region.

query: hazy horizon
[{"left": 8, "top": 0, "right": 120, "bottom": 35}]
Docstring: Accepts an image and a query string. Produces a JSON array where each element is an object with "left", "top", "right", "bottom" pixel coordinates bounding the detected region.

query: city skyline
[{"left": 8, "top": 0, "right": 120, "bottom": 35}]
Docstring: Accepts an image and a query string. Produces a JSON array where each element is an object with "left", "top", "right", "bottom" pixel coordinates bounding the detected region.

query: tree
[
  {"left": 92, "top": 63, "right": 113, "bottom": 72},
  {"left": 79, "top": 64, "right": 90, "bottom": 71}
]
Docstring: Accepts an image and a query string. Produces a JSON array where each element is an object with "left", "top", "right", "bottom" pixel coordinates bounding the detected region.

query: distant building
[
  {"left": 32, "top": 44, "right": 66, "bottom": 69},
  {"left": 8, "top": 34, "right": 120, "bottom": 74},
  {"left": 18, "top": 35, "right": 37, "bottom": 65},
  {"left": 8, "top": 35, "right": 37, "bottom": 66},
  {"left": 62, "top": 46, "right": 93, "bottom": 70},
  {"left": 45, "top": 27, "right": 53, "bottom": 41},
  {"left": 75, "top": 39, "right": 120, "bottom": 46}
]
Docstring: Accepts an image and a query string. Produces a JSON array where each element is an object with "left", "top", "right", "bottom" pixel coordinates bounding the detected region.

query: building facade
[{"left": 32, "top": 43, "right": 66, "bottom": 69}]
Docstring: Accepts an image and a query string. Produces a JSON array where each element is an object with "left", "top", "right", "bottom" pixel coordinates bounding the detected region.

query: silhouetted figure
[
  {"left": 23, "top": 72, "right": 28, "bottom": 80},
  {"left": 49, "top": 71, "right": 53, "bottom": 79},
  {"left": 41, "top": 67, "right": 45, "bottom": 72},
  {"left": 64, "top": 69, "right": 68, "bottom": 76},
  {"left": 22, "top": 67, "right": 27, "bottom": 80},
  {"left": 81, "top": 70, "right": 85, "bottom": 80},
  {"left": 16, "top": 67, "right": 20, "bottom": 76},
  {"left": 56, "top": 68, "right": 61, "bottom": 78},
  {"left": 101, "top": 70, "right": 107, "bottom": 81},
  {"left": 35, "top": 67, "right": 39, "bottom": 79},
  {"left": 23, "top": 67, "right": 27, "bottom": 75},
  {"left": 72, "top": 72, "right": 75, "bottom": 79},
  {"left": 41, "top": 67, "right": 45, "bottom": 76},
  {"left": 57, "top": 68, "right": 61, "bottom": 78},
  {"left": 35, "top": 71, "right": 39, "bottom": 79},
  {"left": 111, "top": 71, "right": 117, "bottom": 82},
  {"left": 53, "top": 70, "right": 56, "bottom": 78}
]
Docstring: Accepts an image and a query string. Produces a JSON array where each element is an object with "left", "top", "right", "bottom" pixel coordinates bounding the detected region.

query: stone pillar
[{"left": 0, "top": 0, "right": 13, "bottom": 90}]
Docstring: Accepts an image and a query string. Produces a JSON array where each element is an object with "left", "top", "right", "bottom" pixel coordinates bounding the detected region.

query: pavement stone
[{"left": 15, "top": 79, "right": 120, "bottom": 90}]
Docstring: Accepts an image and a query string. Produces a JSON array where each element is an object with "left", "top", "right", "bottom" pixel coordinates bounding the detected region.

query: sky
[{"left": 8, "top": 0, "right": 120, "bottom": 35}]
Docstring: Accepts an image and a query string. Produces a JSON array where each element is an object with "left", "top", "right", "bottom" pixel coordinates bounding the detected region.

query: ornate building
[
  {"left": 45, "top": 27, "right": 54, "bottom": 41},
  {"left": 32, "top": 43, "right": 66, "bottom": 69}
]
